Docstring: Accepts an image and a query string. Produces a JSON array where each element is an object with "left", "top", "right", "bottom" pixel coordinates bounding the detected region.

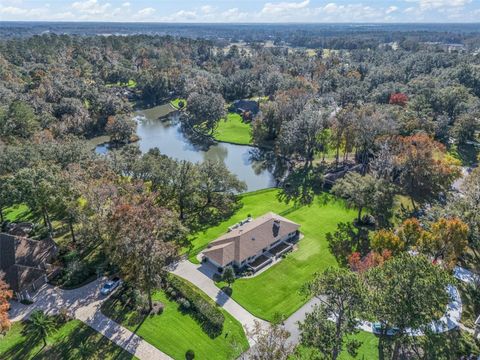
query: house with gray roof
[{"left": 0, "top": 233, "right": 57, "bottom": 300}]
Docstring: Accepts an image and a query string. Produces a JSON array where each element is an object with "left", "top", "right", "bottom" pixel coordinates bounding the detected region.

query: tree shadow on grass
[
  {"left": 36, "top": 322, "right": 136, "bottom": 360},
  {"left": 2, "top": 325, "right": 42, "bottom": 360},
  {"left": 100, "top": 289, "right": 148, "bottom": 331}
]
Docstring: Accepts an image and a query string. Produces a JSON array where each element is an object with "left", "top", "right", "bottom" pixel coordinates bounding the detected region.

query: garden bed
[{"left": 268, "top": 241, "right": 293, "bottom": 257}]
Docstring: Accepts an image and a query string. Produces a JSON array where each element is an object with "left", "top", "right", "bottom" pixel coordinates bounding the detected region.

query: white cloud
[
  {"left": 137, "top": 7, "right": 155, "bottom": 17},
  {"left": 200, "top": 5, "right": 215, "bottom": 14},
  {"left": 71, "top": 0, "right": 111, "bottom": 15},
  {"left": 406, "top": 0, "right": 472, "bottom": 11},
  {"left": 122, "top": 2, "right": 130, "bottom": 7},
  {"left": 222, "top": 8, "right": 248, "bottom": 21},
  {"left": 314, "top": 3, "right": 382, "bottom": 21},
  {"left": 261, "top": 0, "right": 310, "bottom": 15},
  {"left": 0, "top": 6, "right": 28, "bottom": 15},
  {"left": 386, "top": 6, "right": 398, "bottom": 14}
]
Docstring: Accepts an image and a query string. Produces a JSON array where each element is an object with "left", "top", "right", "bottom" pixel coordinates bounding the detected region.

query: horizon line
[{"left": 1, "top": 21, "right": 480, "bottom": 25}]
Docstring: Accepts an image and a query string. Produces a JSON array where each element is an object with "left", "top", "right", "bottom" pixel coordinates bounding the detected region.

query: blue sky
[{"left": 0, "top": 0, "right": 479, "bottom": 23}]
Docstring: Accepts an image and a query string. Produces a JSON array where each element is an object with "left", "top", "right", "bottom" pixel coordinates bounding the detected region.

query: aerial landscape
[{"left": 0, "top": 1, "right": 480, "bottom": 359}]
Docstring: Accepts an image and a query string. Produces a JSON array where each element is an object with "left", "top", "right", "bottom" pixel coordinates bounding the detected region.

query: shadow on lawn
[
  {"left": 100, "top": 287, "right": 149, "bottom": 332},
  {"left": 1, "top": 328, "right": 43, "bottom": 360}
]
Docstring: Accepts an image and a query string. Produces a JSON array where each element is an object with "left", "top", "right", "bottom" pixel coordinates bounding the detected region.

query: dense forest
[{"left": 0, "top": 27, "right": 479, "bottom": 359}]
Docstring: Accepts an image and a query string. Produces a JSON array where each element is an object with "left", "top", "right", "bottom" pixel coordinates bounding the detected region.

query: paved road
[
  {"left": 9, "top": 279, "right": 172, "bottom": 360},
  {"left": 283, "top": 297, "right": 321, "bottom": 344},
  {"left": 171, "top": 260, "right": 267, "bottom": 345},
  {"left": 280, "top": 272, "right": 472, "bottom": 345}
]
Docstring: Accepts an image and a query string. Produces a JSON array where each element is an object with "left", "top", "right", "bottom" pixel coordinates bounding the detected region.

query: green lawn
[
  {"left": 106, "top": 79, "right": 137, "bottom": 88},
  {"left": 448, "top": 143, "right": 479, "bottom": 167},
  {"left": 0, "top": 319, "right": 135, "bottom": 360},
  {"left": 3, "top": 204, "right": 31, "bottom": 222},
  {"left": 189, "top": 188, "right": 356, "bottom": 321},
  {"left": 214, "top": 112, "right": 252, "bottom": 145},
  {"left": 102, "top": 286, "right": 248, "bottom": 360},
  {"left": 187, "top": 189, "right": 295, "bottom": 261},
  {"left": 170, "top": 98, "right": 187, "bottom": 109},
  {"left": 295, "top": 330, "right": 379, "bottom": 359}
]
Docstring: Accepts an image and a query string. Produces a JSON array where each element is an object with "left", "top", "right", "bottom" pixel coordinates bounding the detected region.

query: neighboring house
[
  {"left": 230, "top": 99, "right": 260, "bottom": 120},
  {"left": 202, "top": 212, "right": 300, "bottom": 273},
  {"left": 0, "top": 233, "right": 57, "bottom": 300}
]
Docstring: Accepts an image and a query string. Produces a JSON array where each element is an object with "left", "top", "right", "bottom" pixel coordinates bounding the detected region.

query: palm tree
[
  {"left": 26, "top": 310, "right": 57, "bottom": 347},
  {"left": 76, "top": 341, "right": 92, "bottom": 358}
]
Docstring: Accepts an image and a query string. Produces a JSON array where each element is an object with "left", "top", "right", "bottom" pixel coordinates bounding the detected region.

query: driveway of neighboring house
[{"left": 9, "top": 279, "right": 172, "bottom": 360}]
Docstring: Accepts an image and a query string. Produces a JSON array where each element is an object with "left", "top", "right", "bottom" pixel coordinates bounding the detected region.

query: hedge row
[{"left": 167, "top": 276, "right": 225, "bottom": 337}]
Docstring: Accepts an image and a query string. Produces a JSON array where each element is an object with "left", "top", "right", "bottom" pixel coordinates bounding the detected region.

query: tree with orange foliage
[
  {"left": 0, "top": 273, "right": 13, "bottom": 334},
  {"left": 370, "top": 230, "right": 404, "bottom": 255},
  {"left": 389, "top": 93, "right": 408, "bottom": 107},
  {"left": 392, "top": 134, "right": 458, "bottom": 208},
  {"left": 107, "top": 195, "right": 187, "bottom": 311},
  {"left": 348, "top": 250, "right": 392, "bottom": 273},
  {"left": 396, "top": 218, "right": 424, "bottom": 248},
  {"left": 419, "top": 217, "right": 469, "bottom": 269}
]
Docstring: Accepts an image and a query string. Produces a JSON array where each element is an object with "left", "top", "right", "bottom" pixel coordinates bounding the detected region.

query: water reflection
[{"left": 106, "top": 105, "right": 281, "bottom": 192}]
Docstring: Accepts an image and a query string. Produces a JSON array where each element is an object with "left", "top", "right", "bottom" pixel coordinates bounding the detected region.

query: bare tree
[{"left": 243, "top": 320, "right": 294, "bottom": 360}]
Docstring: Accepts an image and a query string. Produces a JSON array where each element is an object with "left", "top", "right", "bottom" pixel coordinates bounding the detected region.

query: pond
[{"left": 96, "top": 105, "right": 279, "bottom": 192}]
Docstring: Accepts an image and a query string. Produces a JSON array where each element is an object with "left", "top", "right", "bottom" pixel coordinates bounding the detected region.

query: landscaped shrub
[
  {"left": 212, "top": 273, "right": 222, "bottom": 282},
  {"left": 151, "top": 302, "right": 164, "bottom": 315},
  {"left": 168, "top": 276, "right": 225, "bottom": 337},
  {"left": 178, "top": 298, "right": 191, "bottom": 311},
  {"left": 185, "top": 349, "right": 195, "bottom": 360}
]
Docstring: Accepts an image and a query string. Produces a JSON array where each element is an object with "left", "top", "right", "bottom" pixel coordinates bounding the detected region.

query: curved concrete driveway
[
  {"left": 171, "top": 260, "right": 267, "bottom": 345},
  {"left": 9, "top": 279, "right": 172, "bottom": 360}
]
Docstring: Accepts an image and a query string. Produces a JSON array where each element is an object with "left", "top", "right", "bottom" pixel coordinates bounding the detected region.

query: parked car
[
  {"left": 372, "top": 323, "right": 399, "bottom": 336},
  {"left": 100, "top": 277, "right": 121, "bottom": 296}
]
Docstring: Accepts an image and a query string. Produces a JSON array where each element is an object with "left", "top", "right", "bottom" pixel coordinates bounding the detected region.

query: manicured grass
[
  {"left": 134, "top": 292, "right": 247, "bottom": 360},
  {"left": 214, "top": 112, "right": 252, "bottom": 145},
  {"left": 141, "top": 103, "right": 176, "bottom": 118},
  {"left": 187, "top": 189, "right": 294, "bottom": 261},
  {"left": 0, "top": 319, "right": 135, "bottom": 360},
  {"left": 189, "top": 188, "right": 356, "bottom": 321},
  {"left": 106, "top": 79, "right": 137, "bottom": 88},
  {"left": 87, "top": 135, "right": 111, "bottom": 150},
  {"left": 448, "top": 143, "right": 479, "bottom": 167},
  {"left": 102, "top": 286, "right": 248, "bottom": 360},
  {"left": 3, "top": 204, "right": 31, "bottom": 222},
  {"left": 170, "top": 98, "right": 187, "bottom": 109},
  {"left": 295, "top": 330, "right": 379, "bottom": 359}
]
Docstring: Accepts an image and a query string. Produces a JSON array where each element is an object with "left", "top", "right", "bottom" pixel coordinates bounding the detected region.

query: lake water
[{"left": 97, "top": 105, "right": 278, "bottom": 192}]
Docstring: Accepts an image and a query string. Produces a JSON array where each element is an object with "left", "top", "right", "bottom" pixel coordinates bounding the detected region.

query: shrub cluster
[{"left": 166, "top": 276, "right": 224, "bottom": 337}]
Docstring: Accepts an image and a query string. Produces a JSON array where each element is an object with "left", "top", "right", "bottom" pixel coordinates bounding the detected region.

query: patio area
[
  {"left": 247, "top": 254, "right": 273, "bottom": 272},
  {"left": 268, "top": 241, "right": 294, "bottom": 258}
]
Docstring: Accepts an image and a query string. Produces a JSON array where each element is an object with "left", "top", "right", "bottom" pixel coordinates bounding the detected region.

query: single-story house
[
  {"left": 202, "top": 212, "right": 300, "bottom": 273},
  {"left": 230, "top": 100, "right": 260, "bottom": 120},
  {"left": 0, "top": 233, "right": 57, "bottom": 300}
]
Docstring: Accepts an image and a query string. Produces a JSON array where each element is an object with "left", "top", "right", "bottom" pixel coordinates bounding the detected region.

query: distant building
[
  {"left": 230, "top": 99, "right": 260, "bottom": 120},
  {"left": 0, "top": 233, "right": 57, "bottom": 300},
  {"left": 202, "top": 212, "right": 300, "bottom": 273}
]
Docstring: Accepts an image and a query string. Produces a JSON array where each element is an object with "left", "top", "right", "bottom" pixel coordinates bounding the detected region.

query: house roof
[
  {"left": 202, "top": 212, "right": 299, "bottom": 267},
  {"left": 0, "top": 233, "right": 56, "bottom": 293},
  {"left": 232, "top": 99, "right": 260, "bottom": 114}
]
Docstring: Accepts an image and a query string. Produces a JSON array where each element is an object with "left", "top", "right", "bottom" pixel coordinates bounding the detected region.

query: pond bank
[{"left": 95, "top": 104, "right": 281, "bottom": 192}]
